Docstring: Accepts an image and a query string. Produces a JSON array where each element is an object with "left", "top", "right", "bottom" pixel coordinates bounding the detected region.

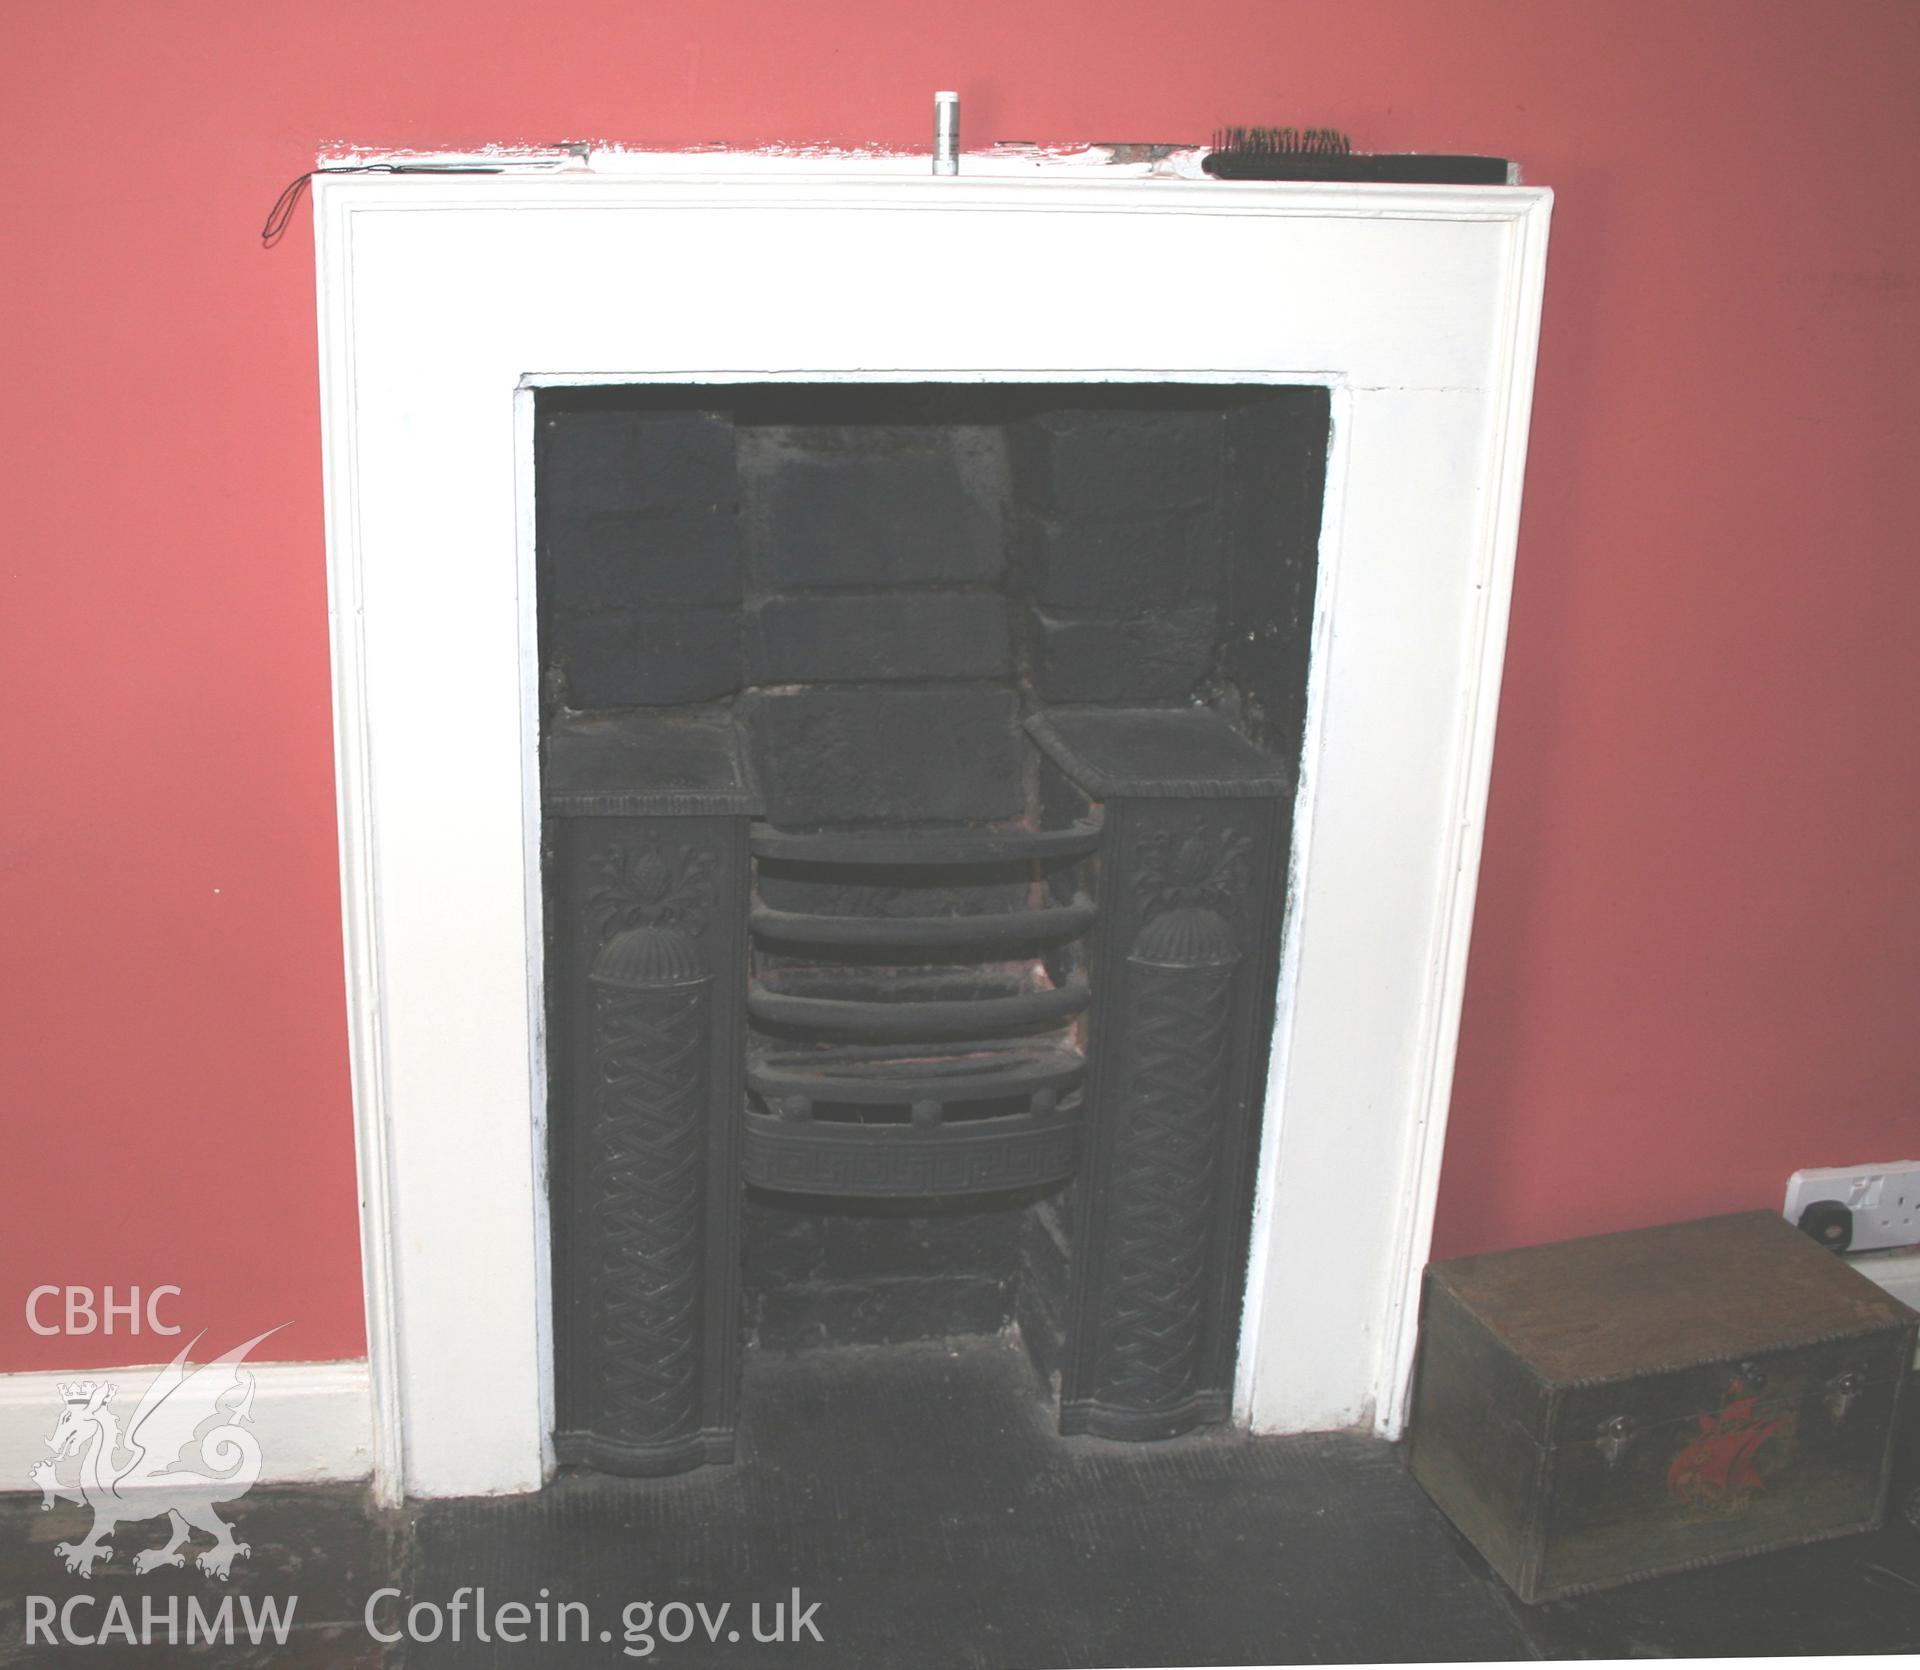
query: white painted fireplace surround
[{"left": 314, "top": 150, "right": 1551, "bottom": 1503}]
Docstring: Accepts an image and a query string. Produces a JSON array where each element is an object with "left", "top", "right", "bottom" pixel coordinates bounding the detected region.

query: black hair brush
[{"left": 1203, "top": 127, "right": 1508, "bottom": 184}]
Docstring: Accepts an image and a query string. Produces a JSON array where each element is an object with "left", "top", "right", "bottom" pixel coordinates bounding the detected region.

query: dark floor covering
[{"left": 3, "top": 1336, "right": 1916, "bottom": 1667}]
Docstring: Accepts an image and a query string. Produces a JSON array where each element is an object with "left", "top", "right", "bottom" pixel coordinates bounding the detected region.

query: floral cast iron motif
[
  {"left": 587, "top": 833, "right": 717, "bottom": 944},
  {"left": 1132, "top": 820, "right": 1252, "bottom": 922}
]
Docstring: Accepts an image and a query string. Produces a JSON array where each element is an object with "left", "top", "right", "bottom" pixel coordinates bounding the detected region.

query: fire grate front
[{"left": 541, "top": 382, "right": 1323, "bottom": 1475}]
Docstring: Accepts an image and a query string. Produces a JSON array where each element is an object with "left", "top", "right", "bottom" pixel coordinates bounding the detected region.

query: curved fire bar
[
  {"left": 749, "top": 818, "right": 1101, "bottom": 866},
  {"left": 749, "top": 1040, "right": 1086, "bottom": 1106},
  {"left": 749, "top": 894, "right": 1096, "bottom": 950},
  {"left": 748, "top": 973, "right": 1090, "bottom": 1041}
]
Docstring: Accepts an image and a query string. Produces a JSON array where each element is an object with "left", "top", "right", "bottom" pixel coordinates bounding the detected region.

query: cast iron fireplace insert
[{"left": 538, "top": 384, "right": 1329, "bottom": 1477}]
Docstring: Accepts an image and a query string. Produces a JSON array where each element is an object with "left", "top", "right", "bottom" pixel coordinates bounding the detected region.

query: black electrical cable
[{"left": 262, "top": 164, "right": 506, "bottom": 248}]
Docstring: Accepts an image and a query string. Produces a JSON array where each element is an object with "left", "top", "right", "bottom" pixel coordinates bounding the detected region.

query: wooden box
[{"left": 1408, "top": 1211, "right": 1917, "bottom": 1602}]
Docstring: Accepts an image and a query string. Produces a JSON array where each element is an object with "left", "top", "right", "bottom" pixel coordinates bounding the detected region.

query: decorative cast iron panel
[
  {"left": 1029, "top": 708, "right": 1292, "bottom": 1442},
  {"left": 546, "top": 712, "right": 757, "bottom": 1479}
]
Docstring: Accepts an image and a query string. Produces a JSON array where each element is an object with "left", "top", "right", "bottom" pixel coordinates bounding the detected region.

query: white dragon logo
[{"left": 30, "top": 1327, "right": 282, "bottom": 1581}]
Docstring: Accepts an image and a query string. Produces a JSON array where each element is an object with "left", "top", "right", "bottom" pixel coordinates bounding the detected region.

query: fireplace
[
  {"left": 538, "top": 385, "right": 1329, "bottom": 1471},
  {"left": 311, "top": 154, "right": 1550, "bottom": 1501}
]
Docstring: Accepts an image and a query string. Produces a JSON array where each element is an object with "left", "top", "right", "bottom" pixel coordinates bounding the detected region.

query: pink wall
[{"left": 5, "top": 1, "right": 1916, "bottom": 1372}]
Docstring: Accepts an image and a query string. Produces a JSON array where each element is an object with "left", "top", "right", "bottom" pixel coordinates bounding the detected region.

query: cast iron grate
[
  {"left": 743, "top": 791, "right": 1097, "bottom": 1198},
  {"left": 540, "top": 382, "right": 1326, "bottom": 1473}
]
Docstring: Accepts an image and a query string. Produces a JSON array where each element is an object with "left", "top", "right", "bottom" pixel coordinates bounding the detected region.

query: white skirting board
[
  {"left": 0, "top": 1360, "right": 372, "bottom": 1492},
  {"left": 0, "top": 1254, "right": 1903, "bottom": 1496}
]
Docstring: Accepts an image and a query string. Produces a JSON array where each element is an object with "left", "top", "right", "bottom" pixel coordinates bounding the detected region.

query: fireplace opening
[{"left": 537, "top": 382, "right": 1330, "bottom": 1476}]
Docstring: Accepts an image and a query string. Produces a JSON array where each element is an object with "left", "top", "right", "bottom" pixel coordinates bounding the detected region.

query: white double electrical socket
[{"left": 1783, "top": 1162, "right": 1920, "bottom": 1253}]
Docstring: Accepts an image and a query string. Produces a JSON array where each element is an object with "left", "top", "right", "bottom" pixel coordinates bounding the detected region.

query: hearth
[{"left": 538, "top": 384, "right": 1328, "bottom": 1475}]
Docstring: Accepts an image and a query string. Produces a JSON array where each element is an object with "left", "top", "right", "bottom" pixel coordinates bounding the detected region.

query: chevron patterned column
[
  {"left": 585, "top": 924, "right": 713, "bottom": 1447},
  {"left": 1026, "top": 708, "right": 1291, "bottom": 1442},
  {"left": 1093, "top": 907, "right": 1240, "bottom": 1414},
  {"left": 544, "top": 714, "right": 758, "bottom": 1480}
]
